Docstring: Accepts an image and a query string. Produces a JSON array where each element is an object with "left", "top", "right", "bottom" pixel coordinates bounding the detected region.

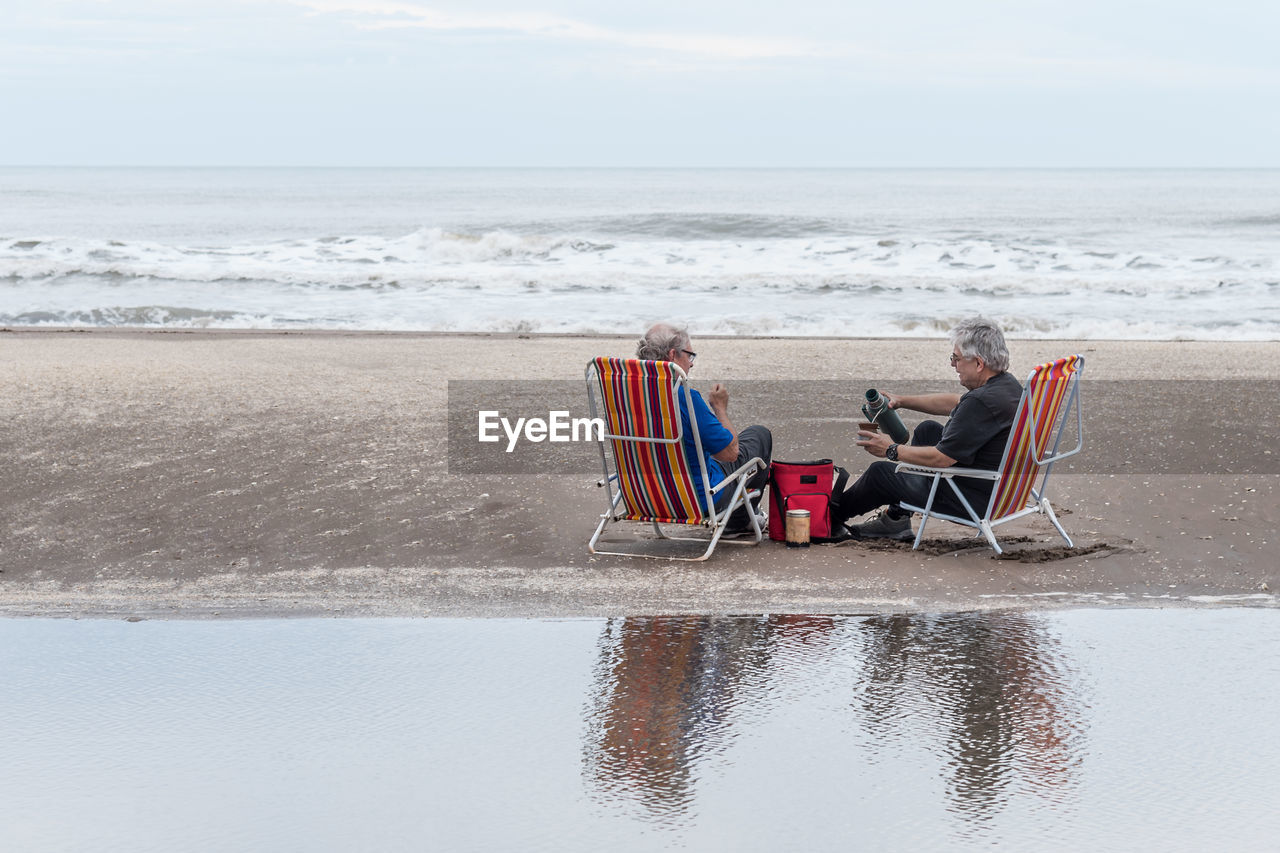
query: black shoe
[
  {"left": 846, "top": 510, "right": 914, "bottom": 542},
  {"left": 832, "top": 524, "right": 862, "bottom": 544},
  {"left": 723, "top": 509, "right": 767, "bottom": 539}
]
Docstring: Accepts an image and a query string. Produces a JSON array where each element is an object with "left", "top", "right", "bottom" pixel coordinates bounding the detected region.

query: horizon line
[{"left": 3, "top": 164, "right": 1278, "bottom": 170}]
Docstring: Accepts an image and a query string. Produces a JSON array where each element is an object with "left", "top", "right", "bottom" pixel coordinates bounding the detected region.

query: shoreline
[
  {"left": 2, "top": 330, "right": 1276, "bottom": 618},
  {"left": 5, "top": 325, "right": 1279, "bottom": 343}
]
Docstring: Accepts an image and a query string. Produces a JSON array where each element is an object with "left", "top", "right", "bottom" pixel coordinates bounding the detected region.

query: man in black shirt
[{"left": 833, "top": 317, "right": 1023, "bottom": 541}]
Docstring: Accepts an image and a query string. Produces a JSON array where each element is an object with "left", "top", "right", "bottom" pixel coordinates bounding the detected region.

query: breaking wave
[{"left": 3, "top": 167, "right": 1278, "bottom": 340}]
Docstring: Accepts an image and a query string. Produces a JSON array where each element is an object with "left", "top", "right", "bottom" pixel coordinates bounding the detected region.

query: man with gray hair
[
  {"left": 637, "top": 322, "right": 772, "bottom": 534},
  {"left": 832, "top": 316, "right": 1022, "bottom": 541}
]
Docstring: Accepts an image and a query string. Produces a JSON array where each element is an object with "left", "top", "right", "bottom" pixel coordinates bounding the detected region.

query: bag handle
[{"left": 828, "top": 466, "right": 850, "bottom": 515}]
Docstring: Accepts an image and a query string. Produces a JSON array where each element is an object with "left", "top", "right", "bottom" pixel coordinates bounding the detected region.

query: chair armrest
[
  {"left": 895, "top": 463, "right": 1000, "bottom": 481},
  {"left": 1033, "top": 445, "right": 1083, "bottom": 466},
  {"left": 709, "top": 457, "right": 765, "bottom": 495}
]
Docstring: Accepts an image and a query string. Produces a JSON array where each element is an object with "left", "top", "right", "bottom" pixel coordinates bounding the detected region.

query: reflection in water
[
  {"left": 4, "top": 614, "right": 1277, "bottom": 849},
  {"left": 585, "top": 613, "right": 1085, "bottom": 828},
  {"left": 859, "top": 613, "right": 1084, "bottom": 822},
  {"left": 583, "top": 615, "right": 839, "bottom": 820},
  {"left": 582, "top": 616, "right": 766, "bottom": 819}
]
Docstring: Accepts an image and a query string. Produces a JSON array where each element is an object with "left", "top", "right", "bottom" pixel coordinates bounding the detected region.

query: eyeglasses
[
  {"left": 949, "top": 353, "right": 966, "bottom": 366},
  {"left": 682, "top": 349, "right": 698, "bottom": 361}
]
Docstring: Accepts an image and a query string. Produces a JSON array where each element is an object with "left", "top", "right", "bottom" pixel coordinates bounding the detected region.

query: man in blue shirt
[{"left": 637, "top": 323, "right": 772, "bottom": 533}]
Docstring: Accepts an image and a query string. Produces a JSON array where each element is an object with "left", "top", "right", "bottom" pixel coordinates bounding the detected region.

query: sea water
[
  {"left": 2, "top": 610, "right": 1278, "bottom": 851},
  {"left": 1, "top": 167, "right": 1277, "bottom": 339}
]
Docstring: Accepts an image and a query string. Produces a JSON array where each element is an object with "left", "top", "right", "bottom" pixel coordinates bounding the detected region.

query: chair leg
[
  {"left": 703, "top": 478, "right": 763, "bottom": 553},
  {"left": 912, "top": 514, "right": 929, "bottom": 549},
  {"left": 698, "top": 521, "right": 728, "bottom": 561},
  {"left": 747, "top": 495, "right": 763, "bottom": 543},
  {"left": 676, "top": 485, "right": 742, "bottom": 561},
  {"left": 979, "top": 519, "right": 1002, "bottom": 555},
  {"left": 1040, "top": 497, "right": 1074, "bottom": 548},
  {"left": 588, "top": 512, "right": 612, "bottom": 554},
  {"left": 910, "top": 475, "right": 941, "bottom": 550}
]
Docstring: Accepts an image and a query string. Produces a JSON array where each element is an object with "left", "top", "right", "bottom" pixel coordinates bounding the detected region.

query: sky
[{"left": 3, "top": 0, "right": 1278, "bottom": 167}]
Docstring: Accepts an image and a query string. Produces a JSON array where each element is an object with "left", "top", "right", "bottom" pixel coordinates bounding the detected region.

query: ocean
[{"left": 1, "top": 168, "right": 1276, "bottom": 339}]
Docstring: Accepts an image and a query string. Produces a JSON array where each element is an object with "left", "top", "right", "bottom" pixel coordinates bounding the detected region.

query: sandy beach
[{"left": 1, "top": 329, "right": 1276, "bottom": 618}]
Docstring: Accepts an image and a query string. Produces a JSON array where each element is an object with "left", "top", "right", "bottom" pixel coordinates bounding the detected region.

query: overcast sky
[{"left": 4, "top": 0, "right": 1278, "bottom": 167}]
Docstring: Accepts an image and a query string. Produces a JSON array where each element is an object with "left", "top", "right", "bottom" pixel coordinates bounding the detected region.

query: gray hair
[
  {"left": 636, "top": 322, "right": 690, "bottom": 361},
  {"left": 949, "top": 316, "right": 1010, "bottom": 372}
]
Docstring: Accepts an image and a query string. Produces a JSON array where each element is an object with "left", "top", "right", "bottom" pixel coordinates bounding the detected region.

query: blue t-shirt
[{"left": 678, "top": 389, "right": 734, "bottom": 509}]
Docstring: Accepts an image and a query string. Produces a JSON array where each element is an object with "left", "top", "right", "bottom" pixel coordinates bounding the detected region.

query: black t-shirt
[{"left": 936, "top": 371, "right": 1023, "bottom": 470}]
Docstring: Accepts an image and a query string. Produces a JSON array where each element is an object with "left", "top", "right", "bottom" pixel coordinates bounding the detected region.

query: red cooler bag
[{"left": 767, "top": 459, "right": 850, "bottom": 542}]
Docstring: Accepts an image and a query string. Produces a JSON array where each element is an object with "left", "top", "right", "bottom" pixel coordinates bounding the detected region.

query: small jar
[{"left": 784, "top": 509, "right": 811, "bottom": 548}]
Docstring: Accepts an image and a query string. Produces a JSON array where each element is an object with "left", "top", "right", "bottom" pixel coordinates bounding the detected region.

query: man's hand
[
  {"left": 706, "top": 382, "right": 740, "bottom": 464},
  {"left": 708, "top": 382, "right": 729, "bottom": 414},
  {"left": 855, "top": 430, "right": 894, "bottom": 458},
  {"left": 881, "top": 392, "right": 901, "bottom": 410},
  {"left": 858, "top": 430, "right": 957, "bottom": 468}
]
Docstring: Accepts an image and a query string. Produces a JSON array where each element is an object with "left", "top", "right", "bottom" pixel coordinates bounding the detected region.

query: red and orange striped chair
[
  {"left": 895, "top": 355, "right": 1085, "bottom": 554},
  {"left": 585, "top": 357, "right": 765, "bottom": 560}
]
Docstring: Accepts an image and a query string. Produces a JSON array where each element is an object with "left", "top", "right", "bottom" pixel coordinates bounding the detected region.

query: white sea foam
[{"left": 2, "top": 168, "right": 1277, "bottom": 338}]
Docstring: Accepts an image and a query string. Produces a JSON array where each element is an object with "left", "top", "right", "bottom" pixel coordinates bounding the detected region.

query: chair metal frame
[
  {"left": 585, "top": 358, "right": 764, "bottom": 561},
  {"left": 894, "top": 355, "right": 1085, "bottom": 555}
]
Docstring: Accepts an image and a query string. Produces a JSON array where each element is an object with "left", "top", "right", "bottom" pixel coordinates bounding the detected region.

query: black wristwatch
[{"left": 886, "top": 443, "right": 900, "bottom": 462}]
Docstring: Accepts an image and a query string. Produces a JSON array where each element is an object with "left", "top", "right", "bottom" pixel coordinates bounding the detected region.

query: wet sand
[{"left": 1, "top": 329, "right": 1277, "bottom": 618}]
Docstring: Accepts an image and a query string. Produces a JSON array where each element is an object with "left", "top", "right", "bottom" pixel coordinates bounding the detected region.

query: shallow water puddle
[{"left": 2, "top": 610, "right": 1278, "bottom": 851}]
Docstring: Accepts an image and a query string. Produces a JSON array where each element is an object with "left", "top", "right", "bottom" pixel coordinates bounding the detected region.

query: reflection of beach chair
[
  {"left": 896, "top": 355, "right": 1085, "bottom": 554},
  {"left": 585, "top": 357, "right": 765, "bottom": 561}
]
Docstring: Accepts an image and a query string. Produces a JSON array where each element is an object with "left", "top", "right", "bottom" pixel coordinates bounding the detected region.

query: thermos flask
[{"left": 861, "top": 389, "right": 910, "bottom": 444}]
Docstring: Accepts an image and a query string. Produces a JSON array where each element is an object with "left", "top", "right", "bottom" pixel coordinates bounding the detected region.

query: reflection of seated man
[
  {"left": 834, "top": 316, "right": 1022, "bottom": 541},
  {"left": 859, "top": 613, "right": 1079, "bottom": 809},
  {"left": 585, "top": 616, "right": 775, "bottom": 813},
  {"left": 636, "top": 323, "right": 772, "bottom": 533}
]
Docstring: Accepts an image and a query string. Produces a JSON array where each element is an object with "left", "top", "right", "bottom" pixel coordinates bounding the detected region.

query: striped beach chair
[
  {"left": 585, "top": 357, "right": 765, "bottom": 561},
  {"left": 895, "top": 355, "right": 1085, "bottom": 554}
]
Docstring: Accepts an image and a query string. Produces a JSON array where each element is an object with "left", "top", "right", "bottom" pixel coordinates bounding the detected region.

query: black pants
[
  {"left": 714, "top": 424, "right": 772, "bottom": 526},
  {"left": 831, "top": 420, "right": 977, "bottom": 526}
]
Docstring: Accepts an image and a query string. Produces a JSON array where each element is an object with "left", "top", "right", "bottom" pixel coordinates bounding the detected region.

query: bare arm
[
  {"left": 707, "top": 383, "right": 740, "bottom": 464},
  {"left": 885, "top": 391, "right": 962, "bottom": 417}
]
